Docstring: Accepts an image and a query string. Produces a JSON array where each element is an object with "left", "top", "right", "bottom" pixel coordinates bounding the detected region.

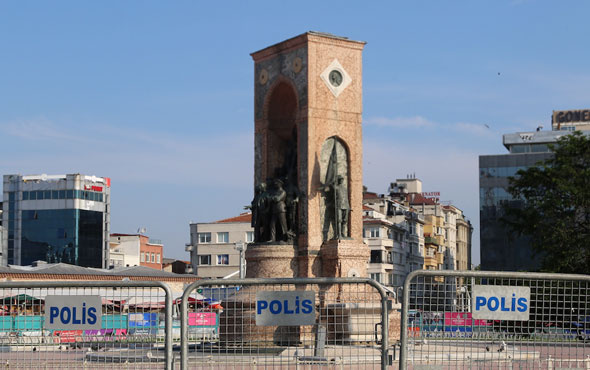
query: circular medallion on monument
[
  {"left": 293, "top": 57, "right": 302, "bottom": 73},
  {"left": 329, "top": 70, "right": 343, "bottom": 87},
  {"left": 259, "top": 69, "right": 268, "bottom": 85}
]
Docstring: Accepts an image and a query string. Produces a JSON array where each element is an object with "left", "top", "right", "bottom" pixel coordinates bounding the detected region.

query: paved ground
[{"left": 1, "top": 340, "right": 589, "bottom": 369}]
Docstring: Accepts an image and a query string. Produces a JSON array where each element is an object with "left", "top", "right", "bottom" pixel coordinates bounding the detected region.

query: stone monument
[
  {"left": 220, "top": 32, "right": 383, "bottom": 348},
  {"left": 246, "top": 31, "right": 369, "bottom": 279}
]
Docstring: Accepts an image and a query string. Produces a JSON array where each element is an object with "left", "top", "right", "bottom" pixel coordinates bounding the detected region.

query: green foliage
[{"left": 504, "top": 131, "right": 590, "bottom": 274}]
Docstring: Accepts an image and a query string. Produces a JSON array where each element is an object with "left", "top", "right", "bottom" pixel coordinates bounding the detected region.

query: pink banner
[
  {"left": 444, "top": 312, "right": 489, "bottom": 326},
  {"left": 188, "top": 312, "right": 216, "bottom": 326}
]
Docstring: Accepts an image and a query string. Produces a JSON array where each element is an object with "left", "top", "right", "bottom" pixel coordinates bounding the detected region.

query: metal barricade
[
  {"left": 0, "top": 281, "right": 173, "bottom": 369},
  {"left": 180, "top": 277, "right": 390, "bottom": 369},
  {"left": 400, "top": 270, "right": 590, "bottom": 369}
]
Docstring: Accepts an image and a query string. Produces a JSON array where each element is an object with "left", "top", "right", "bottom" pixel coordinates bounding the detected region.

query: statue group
[
  {"left": 250, "top": 177, "right": 299, "bottom": 243},
  {"left": 249, "top": 134, "right": 351, "bottom": 244}
]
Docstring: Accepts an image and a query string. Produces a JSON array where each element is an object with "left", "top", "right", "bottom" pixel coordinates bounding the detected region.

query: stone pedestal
[
  {"left": 388, "top": 303, "right": 402, "bottom": 343},
  {"left": 219, "top": 290, "right": 301, "bottom": 347},
  {"left": 323, "top": 302, "right": 381, "bottom": 343},
  {"left": 245, "top": 243, "right": 297, "bottom": 278},
  {"left": 321, "top": 239, "right": 369, "bottom": 278},
  {"left": 221, "top": 243, "right": 300, "bottom": 346}
]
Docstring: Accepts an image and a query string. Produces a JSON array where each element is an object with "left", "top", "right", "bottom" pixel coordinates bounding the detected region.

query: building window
[
  {"left": 370, "top": 273, "right": 381, "bottom": 283},
  {"left": 198, "top": 232, "right": 211, "bottom": 243},
  {"left": 365, "top": 227, "right": 380, "bottom": 238},
  {"left": 141, "top": 252, "right": 145, "bottom": 262},
  {"left": 217, "top": 232, "right": 229, "bottom": 243},
  {"left": 370, "top": 250, "right": 382, "bottom": 263},
  {"left": 156, "top": 254, "right": 160, "bottom": 263},
  {"left": 246, "top": 231, "right": 254, "bottom": 243},
  {"left": 151, "top": 253, "right": 155, "bottom": 263},
  {"left": 217, "top": 254, "right": 229, "bottom": 265},
  {"left": 198, "top": 255, "right": 211, "bottom": 265}
]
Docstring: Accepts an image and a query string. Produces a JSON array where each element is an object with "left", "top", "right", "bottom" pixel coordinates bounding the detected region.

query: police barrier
[
  {"left": 180, "top": 277, "right": 391, "bottom": 370},
  {"left": 400, "top": 270, "right": 590, "bottom": 370},
  {"left": 0, "top": 281, "right": 173, "bottom": 369}
]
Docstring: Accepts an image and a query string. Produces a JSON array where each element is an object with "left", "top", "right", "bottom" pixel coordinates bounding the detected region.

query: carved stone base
[
  {"left": 322, "top": 302, "right": 381, "bottom": 343},
  {"left": 320, "top": 239, "right": 369, "bottom": 278},
  {"left": 245, "top": 243, "right": 298, "bottom": 278},
  {"left": 219, "top": 289, "right": 301, "bottom": 347}
]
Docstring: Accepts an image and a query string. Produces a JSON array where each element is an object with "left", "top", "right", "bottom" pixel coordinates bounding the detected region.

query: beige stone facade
[{"left": 362, "top": 193, "right": 425, "bottom": 288}]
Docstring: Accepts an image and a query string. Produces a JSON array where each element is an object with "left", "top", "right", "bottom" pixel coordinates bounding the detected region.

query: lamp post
[{"left": 235, "top": 242, "right": 246, "bottom": 279}]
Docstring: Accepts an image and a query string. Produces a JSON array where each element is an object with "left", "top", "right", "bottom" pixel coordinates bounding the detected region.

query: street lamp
[{"left": 234, "top": 242, "right": 246, "bottom": 279}]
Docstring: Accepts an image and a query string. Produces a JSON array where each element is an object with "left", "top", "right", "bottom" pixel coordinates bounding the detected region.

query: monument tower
[{"left": 246, "top": 32, "right": 369, "bottom": 279}]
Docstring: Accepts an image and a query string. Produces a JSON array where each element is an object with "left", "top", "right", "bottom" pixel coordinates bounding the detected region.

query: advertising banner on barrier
[{"left": 188, "top": 312, "right": 216, "bottom": 326}]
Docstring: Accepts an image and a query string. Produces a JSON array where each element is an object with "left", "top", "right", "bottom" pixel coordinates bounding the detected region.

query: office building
[
  {"left": 480, "top": 109, "right": 590, "bottom": 271},
  {"left": 1, "top": 174, "right": 111, "bottom": 268},
  {"left": 480, "top": 131, "right": 564, "bottom": 271}
]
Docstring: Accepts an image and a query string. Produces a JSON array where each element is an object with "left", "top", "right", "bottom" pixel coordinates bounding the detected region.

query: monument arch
[{"left": 263, "top": 79, "right": 299, "bottom": 181}]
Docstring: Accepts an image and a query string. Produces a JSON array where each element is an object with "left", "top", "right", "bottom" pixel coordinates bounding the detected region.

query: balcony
[
  {"left": 424, "top": 256, "right": 437, "bottom": 268},
  {"left": 424, "top": 236, "right": 439, "bottom": 245}
]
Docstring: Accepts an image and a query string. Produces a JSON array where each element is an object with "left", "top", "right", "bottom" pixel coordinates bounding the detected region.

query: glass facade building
[
  {"left": 479, "top": 152, "right": 552, "bottom": 271},
  {"left": 1, "top": 174, "right": 110, "bottom": 268},
  {"left": 478, "top": 128, "right": 590, "bottom": 271}
]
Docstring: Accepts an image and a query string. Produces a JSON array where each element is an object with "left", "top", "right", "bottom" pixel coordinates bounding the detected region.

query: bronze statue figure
[
  {"left": 269, "top": 179, "right": 288, "bottom": 242},
  {"left": 323, "top": 175, "right": 350, "bottom": 239},
  {"left": 250, "top": 182, "right": 268, "bottom": 242},
  {"left": 321, "top": 138, "right": 350, "bottom": 241}
]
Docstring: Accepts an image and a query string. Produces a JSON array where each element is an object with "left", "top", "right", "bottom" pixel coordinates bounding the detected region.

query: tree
[{"left": 503, "top": 131, "right": 590, "bottom": 274}]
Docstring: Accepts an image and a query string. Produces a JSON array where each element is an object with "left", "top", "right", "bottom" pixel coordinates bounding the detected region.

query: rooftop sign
[
  {"left": 553, "top": 109, "right": 590, "bottom": 125},
  {"left": 421, "top": 191, "right": 440, "bottom": 202}
]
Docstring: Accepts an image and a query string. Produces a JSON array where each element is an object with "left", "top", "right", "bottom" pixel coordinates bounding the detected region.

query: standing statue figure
[
  {"left": 250, "top": 182, "right": 268, "bottom": 242},
  {"left": 284, "top": 176, "right": 299, "bottom": 240},
  {"left": 323, "top": 175, "right": 350, "bottom": 239},
  {"left": 269, "top": 179, "right": 288, "bottom": 242}
]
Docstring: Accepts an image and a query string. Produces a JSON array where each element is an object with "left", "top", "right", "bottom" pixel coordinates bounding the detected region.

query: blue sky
[{"left": 2, "top": 1, "right": 589, "bottom": 264}]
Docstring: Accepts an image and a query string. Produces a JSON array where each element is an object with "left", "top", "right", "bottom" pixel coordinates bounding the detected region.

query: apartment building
[
  {"left": 186, "top": 213, "right": 253, "bottom": 279},
  {"left": 109, "top": 233, "right": 164, "bottom": 270},
  {"left": 363, "top": 192, "right": 425, "bottom": 287}
]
